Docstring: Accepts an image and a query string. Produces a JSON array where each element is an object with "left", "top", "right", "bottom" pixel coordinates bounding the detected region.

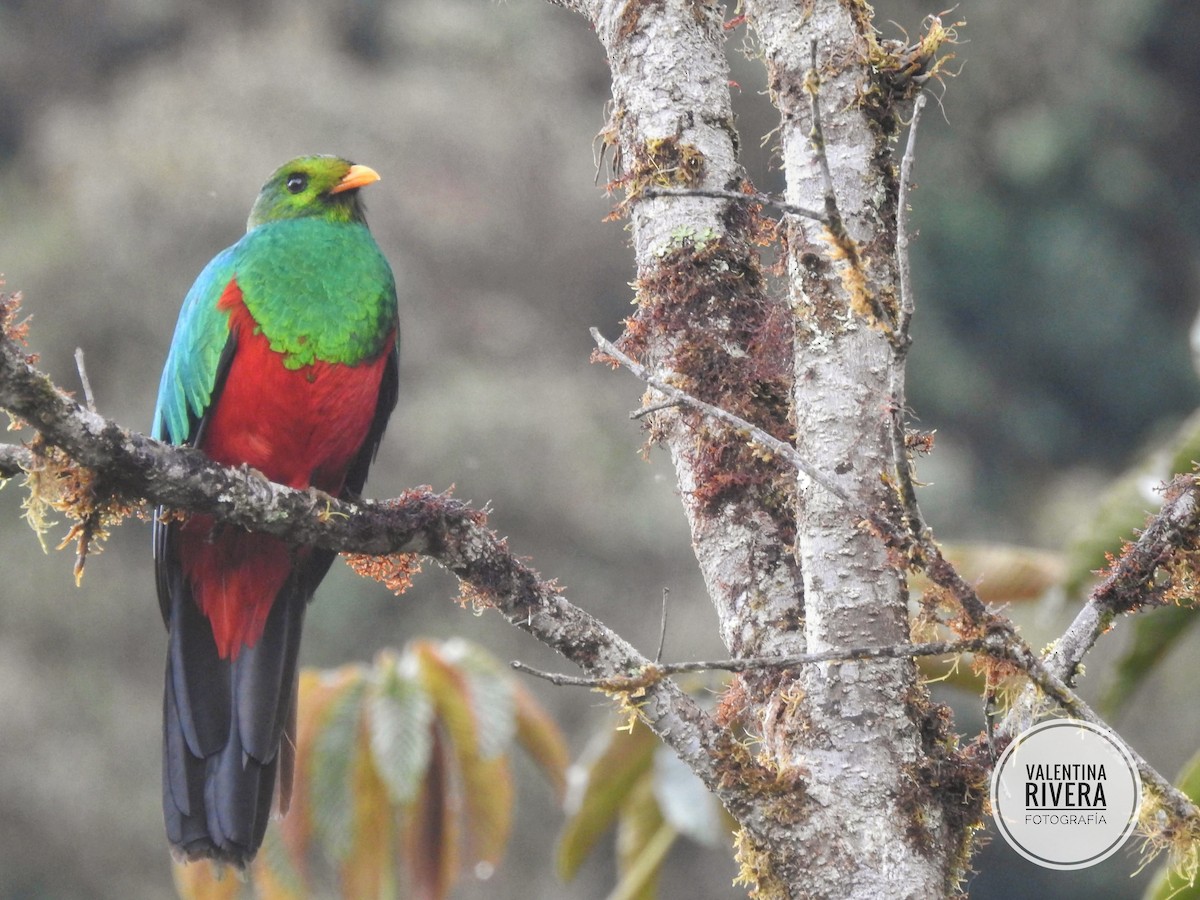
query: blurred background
[{"left": 0, "top": 0, "right": 1198, "bottom": 896}]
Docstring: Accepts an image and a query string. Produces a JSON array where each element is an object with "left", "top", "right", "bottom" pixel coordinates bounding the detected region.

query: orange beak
[{"left": 331, "top": 163, "right": 381, "bottom": 194}]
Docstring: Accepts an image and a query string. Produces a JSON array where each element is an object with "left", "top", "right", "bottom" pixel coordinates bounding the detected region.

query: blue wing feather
[{"left": 153, "top": 245, "right": 239, "bottom": 445}]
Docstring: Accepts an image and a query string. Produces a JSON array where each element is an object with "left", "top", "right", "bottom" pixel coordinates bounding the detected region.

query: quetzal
[{"left": 152, "top": 155, "right": 398, "bottom": 866}]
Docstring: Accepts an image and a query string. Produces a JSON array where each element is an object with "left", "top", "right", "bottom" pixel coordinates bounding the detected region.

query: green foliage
[
  {"left": 1103, "top": 605, "right": 1194, "bottom": 715},
  {"left": 172, "top": 638, "right": 568, "bottom": 900}
]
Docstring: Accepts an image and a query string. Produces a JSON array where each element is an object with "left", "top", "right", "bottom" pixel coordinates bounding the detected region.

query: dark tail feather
[{"left": 161, "top": 553, "right": 308, "bottom": 868}]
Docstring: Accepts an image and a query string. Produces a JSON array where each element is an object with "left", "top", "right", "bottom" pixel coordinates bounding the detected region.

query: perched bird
[{"left": 152, "top": 155, "right": 399, "bottom": 866}]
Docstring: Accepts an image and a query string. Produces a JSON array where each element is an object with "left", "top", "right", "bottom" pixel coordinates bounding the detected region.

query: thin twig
[
  {"left": 512, "top": 637, "right": 986, "bottom": 688},
  {"left": 73, "top": 348, "right": 96, "bottom": 414},
  {"left": 595, "top": 317, "right": 1188, "bottom": 800},
  {"left": 604, "top": 41, "right": 1200, "bottom": 852},
  {"left": 656, "top": 587, "right": 669, "bottom": 663},
  {"left": 895, "top": 93, "right": 927, "bottom": 347},
  {"left": 641, "top": 186, "right": 828, "bottom": 224},
  {"left": 591, "top": 327, "right": 850, "bottom": 503},
  {"left": 887, "top": 95, "right": 928, "bottom": 543},
  {"left": 990, "top": 634, "right": 1200, "bottom": 828},
  {"left": 631, "top": 398, "right": 682, "bottom": 420},
  {"left": 0, "top": 442, "right": 32, "bottom": 479},
  {"left": 887, "top": 384, "right": 924, "bottom": 547},
  {"left": 599, "top": 322, "right": 967, "bottom": 625}
]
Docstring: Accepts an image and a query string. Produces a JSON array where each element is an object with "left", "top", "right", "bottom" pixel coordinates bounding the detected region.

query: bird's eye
[{"left": 285, "top": 173, "right": 308, "bottom": 194}]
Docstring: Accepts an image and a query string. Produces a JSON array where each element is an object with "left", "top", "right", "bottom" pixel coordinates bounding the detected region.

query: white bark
[{"left": 747, "top": 1, "right": 958, "bottom": 895}]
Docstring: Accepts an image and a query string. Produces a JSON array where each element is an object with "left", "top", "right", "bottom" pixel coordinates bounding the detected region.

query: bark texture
[
  {"left": 568, "top": 0, "right": 969, "bottom": 894},
  {"left": 590, "top": 0, "right": 805, "bottom": 662},
  {"left": 746, "top": 1, "right": 960, "bottom": 895}
]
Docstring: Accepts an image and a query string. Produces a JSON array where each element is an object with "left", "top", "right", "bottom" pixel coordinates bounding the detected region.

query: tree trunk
[{"left": 742, "top": 2, "right": 967, "bottom": 895}]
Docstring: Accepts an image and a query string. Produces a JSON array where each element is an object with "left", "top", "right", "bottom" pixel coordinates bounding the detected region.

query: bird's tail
[{"left": 160, "top": 539, "right": 309, "bottom": 867}]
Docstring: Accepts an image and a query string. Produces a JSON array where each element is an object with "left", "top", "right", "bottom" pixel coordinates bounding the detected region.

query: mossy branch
[{"left": 1000, "top": 475, "right": 1200, "bottom": 744}]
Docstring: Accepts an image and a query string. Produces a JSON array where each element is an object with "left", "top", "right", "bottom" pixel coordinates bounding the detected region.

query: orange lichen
[{"left": 344, "top": 551, "right": 423, "bottom": 596}]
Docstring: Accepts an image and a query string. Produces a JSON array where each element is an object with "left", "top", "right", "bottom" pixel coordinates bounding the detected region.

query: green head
[{"left": 246, "top": 155, "right": 381, "bottom": 231}]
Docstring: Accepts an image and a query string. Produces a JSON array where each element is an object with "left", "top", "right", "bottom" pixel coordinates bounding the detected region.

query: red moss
[{"left": 613, "top": 188, "right": 796, "bottom": 540}]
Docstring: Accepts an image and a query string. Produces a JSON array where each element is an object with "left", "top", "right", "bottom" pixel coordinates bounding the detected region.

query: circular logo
[{"left": 990, "top": 719, "right": 1141, "bottom": 870}]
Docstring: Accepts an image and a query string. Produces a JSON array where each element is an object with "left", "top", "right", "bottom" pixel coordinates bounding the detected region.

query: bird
[{"left": 151, "top": 155, "right": 399, "bottom": 866}]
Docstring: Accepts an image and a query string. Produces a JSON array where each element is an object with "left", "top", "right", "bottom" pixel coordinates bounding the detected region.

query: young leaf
[
  {"left": 339, "top": 711, "right": 398, "bottom": 900},
  {"left": 513, "top": 680, "right": 570, "bottom": 799},
  {"left": 614, "top": 775, "right": 670, "bottom": 900},
  {"left": 420, "top": 640, "right": 514, "bottom": 866},
  {"left": 415, "top": 641, "right": 479, "bottom": 757},
  {"left": 611, "top": 820, "right": 678, "bottom": 900},
  {"left": 251, "top": 829, "right": 306, "bottom": 900},
  {"left": 457, "top": 746, "right": 515, "bottom": 867},
  {"left": 171, "top": 860, "right": 246, "bottom": 900},
  {"left": 262, "top": 666, "right": 360, "bottom": 884},
  {"left": 441, "top": 638, "right": 517, "bottom": 760},
  {"left": 309, "top": 672, "right": 367, "bottom": 861},
  {"left": 402, "top": 726, "right": 460, "bottom": 900},
  {"left": 558, "top": 718, "right": 658, "bottom": 880},
  {"left": 367, "top": 651, "right": 434, "bottom": 804},
  {"left": 237, "top": 639, "right": 562, "bottom": 898}
]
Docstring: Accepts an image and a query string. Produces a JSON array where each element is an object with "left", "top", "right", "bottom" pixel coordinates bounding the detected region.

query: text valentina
[{"left": 1025, "top": 764, "right": 1106, "bottom": 781}]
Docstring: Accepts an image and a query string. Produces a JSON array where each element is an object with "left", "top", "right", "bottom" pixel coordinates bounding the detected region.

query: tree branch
[
  {"left": 0, "top": 443, "right": 32, "bottom": 479},
  {"left": 6, "top": 281, "right": 1199, "bottom": 884},
  {"left": 987, "top": 630, "right": 1200, "bottom": 830},
  {"left": 895, "top": 93, "right": 927, "bottom": 348},
  {"left": 581, "top": 0, "right": 807, "bottom": 669},
  {"left": 513, "top": 637, "right": 985, "bottom": 688},
  {"left": 640, "top": 186, "right": 827, "bottom": 224},
  {"left": 1000, "top": 475, "right": 1200, "bottom": 737},
  {"left": 591, "top": 327, "right": 848, "bottom": 503},
  {"left": 598, "top": 239, "right": 1200, "bottom": 857}
]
